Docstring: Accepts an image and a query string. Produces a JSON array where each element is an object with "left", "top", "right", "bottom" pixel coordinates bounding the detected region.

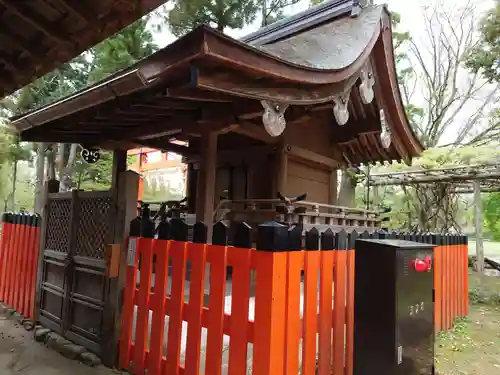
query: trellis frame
[{"left": 365, "top": 163, "right": 500, "bottom": 273}]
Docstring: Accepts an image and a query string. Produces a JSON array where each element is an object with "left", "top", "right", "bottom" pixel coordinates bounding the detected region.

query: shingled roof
[{"left": 10, "top": 0, "right": 423, "bottom": 166}]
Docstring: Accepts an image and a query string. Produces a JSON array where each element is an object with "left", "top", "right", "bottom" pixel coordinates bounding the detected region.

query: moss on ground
[{"left": 435, "top": 272, "right": 500, "bottom": 375}]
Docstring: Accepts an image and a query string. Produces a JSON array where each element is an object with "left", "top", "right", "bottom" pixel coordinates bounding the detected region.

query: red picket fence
[
  {"left": 118, "top": 223, "right": 470, "bottom": 375},
  {"left": 0, "top": 212, "right": 41, "bottom": 319},
  {"left": 119, "top": 222, "right": 356, "bottom": 375},
  {"left": 433, "top": 234, "right": 469, "bottom": 332}
]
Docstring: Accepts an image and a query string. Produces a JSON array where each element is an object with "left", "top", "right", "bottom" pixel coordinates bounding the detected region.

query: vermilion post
[
  {"left": 332, "top": 231, "right": 348, "bottom": 375},
  {"left": 148, "top": 239, "right": 170, "bottom": 375},
  {"left": 15, "top": 214, "right": 27, "bottom": 313},
  {"left": 119, "top": 236, "right": 140, "bottom": 370},
  {"left": 184, "top": 238, "right": 207, "bottom": 375},
  {"left": 253, "top": 222, "right": 287, "bottom": 375},
  {"left": 433, "top": 235, "right": 442, "bottom": 332},
  {"left": 303, "top": 229, "right": 320, "bottom": 375},
  {"left": 165, "top": 239, "right": 187, "bottom": 375},
  {"left": 318, "top": 230, "right": 335, "bottom": 375},
  {"left": 226, "top": 224, "right": 251, "bottom": 375},
  {"left": 462, "top": 235, "right": 469, "bottom": 316},
  {"left": 206, "top": 221, "right": 230, "bottom": 375},
  {"left": 0, "top": 213, "right": 13, "bottom": 300},
  {"left": 133, "top": 237, "right": 153, "bottom": 375},
  {"left": 7, "top": 215, "right": 21, "bottom": 306},
  {"left": 283, "top": 249, "right": 303, "bottom": 375}
]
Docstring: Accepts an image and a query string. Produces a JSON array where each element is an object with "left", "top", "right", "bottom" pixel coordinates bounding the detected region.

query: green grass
[{"left": 436, "top": 272, "right": 500, "bottom": 375}]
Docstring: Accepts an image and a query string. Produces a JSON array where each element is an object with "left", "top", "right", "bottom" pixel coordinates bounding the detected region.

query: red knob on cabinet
[
  {"left": 425, "top": 256, "right": 432, "bottom": 272},
  {"left": 411, "top": 259, "right": 428, "bottom": 273}
]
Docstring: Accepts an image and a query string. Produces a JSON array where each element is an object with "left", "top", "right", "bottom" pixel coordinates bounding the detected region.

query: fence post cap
[
  {"left": 212, "top": 221, "right": 229, "bottom": 246},
  {"left": 170, "top": 218, "right": 189, "bottom": 241},
  {"left": 336, "top": 229, "right": 348, "bottom": 250},
  {"left": 288, "top": 224, "right": 302, "bottom": 251},
  {"left": 232, "top": 221, "right": 252, "bottom": 248},
  {"left": 193, "top": 221, "right": 208, "bottom": 244},
  {"left": 305, "top": 227, "right": 320, "bottom": 251},
  {"left": 257, "top": 221, "right": 288, "bottom": 252},
  {"left": 1, "top": 212, "right": 13, "bottom": 223},
  {"left": 320, "top": 229, "right": 335, "bottom": 251}
]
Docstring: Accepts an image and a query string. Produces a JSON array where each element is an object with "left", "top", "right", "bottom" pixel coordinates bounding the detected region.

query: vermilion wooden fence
[
  {"left": 433, "top": 234, "right": 469, "bottom": 332},
  {"left": 0, "top": 213, "right": 41, "bottom": 319},
  {"left": 118, "top": 223, "right": 468, "bottom": 375},
  {"left": 119, "top": 222, "right": 357, "bottom": 375},
  {"left": 118, "top": 221, "right": 469, "bottom": 375}
]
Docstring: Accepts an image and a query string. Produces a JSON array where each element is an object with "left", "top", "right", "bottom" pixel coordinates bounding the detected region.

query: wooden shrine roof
[
  {"left": 10, "top": 0, "right": 424, "bottom": 166},
  {"left": 0, "top": 0, "right": 166, "bottom": 99}
]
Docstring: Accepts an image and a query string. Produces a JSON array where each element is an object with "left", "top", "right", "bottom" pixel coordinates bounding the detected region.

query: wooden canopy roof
[
  {"left": 0, "top": 0, "right": 166, "bottom": 99},
  {"left": 10, "top": 0, "right": 424, "bottom": 166}
]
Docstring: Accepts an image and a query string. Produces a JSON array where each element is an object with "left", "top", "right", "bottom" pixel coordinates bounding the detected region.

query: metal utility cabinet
[{"left": 353, "top": 239, "right": 435, "bottom": 375}]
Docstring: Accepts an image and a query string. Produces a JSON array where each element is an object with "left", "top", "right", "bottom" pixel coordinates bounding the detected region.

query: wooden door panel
[{"left": 287, "top": 161, "right": 329, "bottom": 203}]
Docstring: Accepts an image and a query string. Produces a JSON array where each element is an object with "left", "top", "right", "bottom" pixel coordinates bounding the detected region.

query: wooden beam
[
  {"left": 0, "top": 51, "right": 17, "bottom": 73},
  {"left": 132, "top": 138, "right": 193, "bottom": 157},
  {"left": 370, "top": 172, "right": 500, "bottom": 186},
  {"left": 196, "top": 131, "right": 218, "bottom": 240},
  {"left": 284, "top": 144, "right": 339, "bottom": 170},
  {"left": 0, "top": 24, "right": 33, "bottom": 56},
  {"left": 473, "top": 181, "right": 484, "bottom": 274},
  {"left": 1, "top": 1, "right": 73, "bottom": 46},
  {"left": 276, "top": 145, "right": 288, "bottom": 194},
  {"left": 166, "top": 88, "right": 234, "bottom": 102},
  {"left": 58, "top": 0, "right": 93, "bottom": 23},
  {"left": 230, "top": 122, "right": 279, "bottom": 144},
  {"left": 329, "top": 170, "right": 338, "bottom": 205}
]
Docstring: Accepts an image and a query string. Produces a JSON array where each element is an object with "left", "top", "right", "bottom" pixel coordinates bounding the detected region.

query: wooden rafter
[
  {"left": 56, "top": 0, "right": 92, "bottom": 23},
  {"left": 1, "top": 1, "right": 73, "bottom": 47}
]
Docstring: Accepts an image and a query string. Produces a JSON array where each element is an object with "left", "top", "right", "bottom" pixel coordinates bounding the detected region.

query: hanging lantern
[{"left": 261, "top": 100, "right": 289, "bottom": 137}]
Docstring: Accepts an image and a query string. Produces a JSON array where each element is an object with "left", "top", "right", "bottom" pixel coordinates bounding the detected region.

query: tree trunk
[
  {"left": 56, "top": 143, "right": 65, "bottom": 180},
  {"left": 59, "top": 143, "right": 78, "bottom": 192},
  {"left": 261, "top": 0, "right": 268, "bottom": 26},
  {"left": 34, "top": 142, "right": 46, "bottom": 214},
  {"left": 9, "top": 160, "right": 18, "bottom": 211},
  {"left": 47, "top": 145, "right": 56, "bottom": 180},
  {"left": 337, "top": 169, "right": 357, "bottom": 207}
]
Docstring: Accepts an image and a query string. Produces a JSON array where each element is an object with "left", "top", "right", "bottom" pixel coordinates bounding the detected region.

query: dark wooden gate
[{"left": 37, "top": 190, "right": 114, "bottom": 354}]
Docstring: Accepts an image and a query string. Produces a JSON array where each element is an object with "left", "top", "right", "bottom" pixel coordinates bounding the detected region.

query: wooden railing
[{"left": 215, "top": 199, "right": 382, "bottom": 230}]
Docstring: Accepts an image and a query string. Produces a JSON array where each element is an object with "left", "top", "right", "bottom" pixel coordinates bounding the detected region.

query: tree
[
  {"left": 484, "top": 192, "right": 500, "bottom": 241},
  {"left": 466, "top": 4, "right": 500, "bottom": 83},
  {"left": 88, "top": 19, "right": 158, "bottom": 84},
  {"left": 167, "top": 0, "right": 300, "bottom": 36},
  {"left": 168, "top": 0, "right": 259, "bottom": 35},
  {"left": 370, "top": 144, "right": 500, "bottom": 231},
  {"left": 400, "top": 1, "right": 500, "bottom": 148},
  {"left": 261, "top": 0, "right": 301, "bottom": 26}
]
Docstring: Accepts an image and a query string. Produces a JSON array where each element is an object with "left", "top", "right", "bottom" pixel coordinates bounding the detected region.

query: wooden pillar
[
  {"left": 329, "top": 170, "right": 338, "bottom": 205},
  {"left": 473, "top": 181, "right": 484, "bottom": 273},
  {"left": 196, "top": 131, "right": 218, "bottom": 240},
  {"left": 275, "top": 144, "right": 288, "bottom": 195},
  {"left": 102, "top": 149, "right": 136, "bottom": 367}
]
